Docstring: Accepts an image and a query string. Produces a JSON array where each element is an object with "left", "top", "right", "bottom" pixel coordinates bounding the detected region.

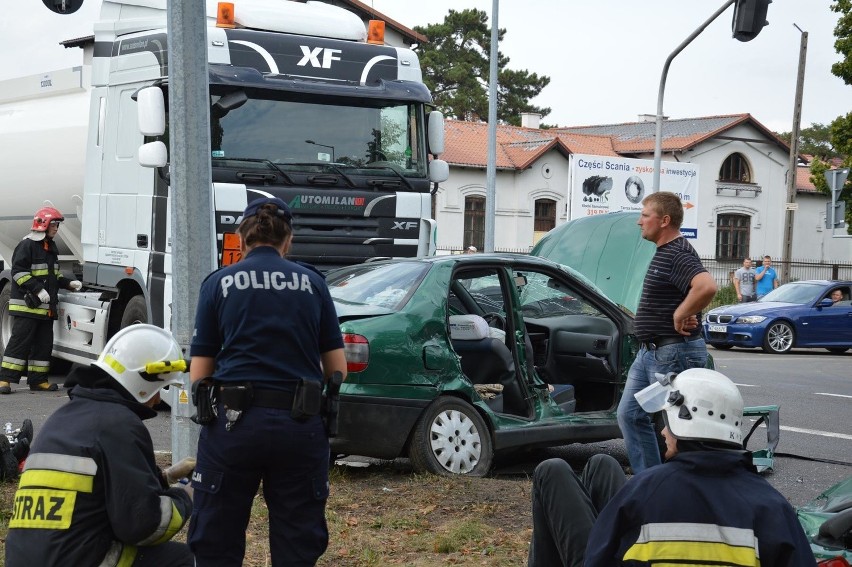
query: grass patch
[{"left": 0, "top": 455, "right": 532, "bottom": 566}]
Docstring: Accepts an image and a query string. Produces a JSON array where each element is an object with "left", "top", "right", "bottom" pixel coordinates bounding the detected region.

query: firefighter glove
[
  {"left": 37, "top": 289, "right": 51, "bottom": 303},
  {"left": 69, "top": 280, "right": 83, "bottom": 291},
  {"left": 163, "top": 457, "right": 196, "bottom": 485}
]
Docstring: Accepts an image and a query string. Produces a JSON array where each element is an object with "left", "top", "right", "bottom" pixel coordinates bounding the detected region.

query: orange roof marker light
[
  {"left": 367, "top": 20, "right": 385, "bottom": 45},
  {"left": 217, "top": 2, "right": 236, "bottom": 29}
]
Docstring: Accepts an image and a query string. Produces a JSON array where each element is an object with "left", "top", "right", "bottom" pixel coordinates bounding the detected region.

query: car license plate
[{"left": 708, "top": 325, "right": 727, "bottom": 333}]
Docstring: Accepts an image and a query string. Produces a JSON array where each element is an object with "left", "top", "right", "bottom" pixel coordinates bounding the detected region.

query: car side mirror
[{"left": 818, "top": 298, "right": 834, "bottom": 308}]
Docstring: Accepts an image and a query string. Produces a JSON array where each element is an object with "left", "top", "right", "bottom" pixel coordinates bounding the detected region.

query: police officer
[
  {"left": 188, "top": 197, "right": 347, "bottom": 567},
  {"left": 0, "top": 207, "right": 82, "bottom": 393},
  {"left": 5, "top": 324, "right": 195, "bottom": 566}
]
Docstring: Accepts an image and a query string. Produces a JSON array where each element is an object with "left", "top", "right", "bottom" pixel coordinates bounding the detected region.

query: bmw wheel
[
  {"left": 409, "top": 397, "right": 493, "bottom": 477},
  {"left": 763, "top": 321, "right": 794, "bottom": 354}
]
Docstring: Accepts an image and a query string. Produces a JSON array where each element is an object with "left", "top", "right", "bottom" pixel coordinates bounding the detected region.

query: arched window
[
  {"left": 719, "top": 153, "right": 752, "bottom": 183},
  {"left": 464, "top": 196, "right": 485, "bottom": 250},
  {"left": 716, "top": 214, "right": 750, "bottom": 261}
]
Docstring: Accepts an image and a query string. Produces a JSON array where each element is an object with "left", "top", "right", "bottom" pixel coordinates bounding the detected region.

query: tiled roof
[
  {"left": 797, "top": 165, "right": 818, "bottom": 193},
  {"left": 444, "top": 114, "right": 797, "bottom": 170},
  {"left": 556, "top": 114, "right": 790, "bottom": 154},
  {"left": 442, "top": 120, "right": 618, "bottom": 170}
]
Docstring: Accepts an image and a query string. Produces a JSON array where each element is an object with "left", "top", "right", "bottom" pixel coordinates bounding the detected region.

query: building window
[
  {"left": 719, "top": 152, "right": 752, "bottom": 183},
  {"left": 534, "top": 199, "right": 556, "bottom": 232},
  {"left": 464, "top": 196, "right": 485, "bottom": 250},
  {"left": 716, "top": 214, "right": 750, "bottom": 260}
]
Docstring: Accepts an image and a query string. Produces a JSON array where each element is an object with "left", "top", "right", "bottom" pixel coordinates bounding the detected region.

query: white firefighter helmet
[
  {"left": 93, "top": 324, "right": 187, "bottom": 403},
  {"left": 660, "top": 368, "right": 744, "bottom": 448}
]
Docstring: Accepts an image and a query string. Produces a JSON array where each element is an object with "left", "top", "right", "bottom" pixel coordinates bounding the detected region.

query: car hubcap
[
  {"left": 429, "top": 409, "right": 482, "bottom": 474},
  {"left": 768, "top": 325, "right": 792, "bottom": 352}
]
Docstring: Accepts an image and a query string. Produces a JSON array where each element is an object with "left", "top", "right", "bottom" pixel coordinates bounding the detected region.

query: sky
[{"left": 2, "top": 0, "right": 848, "bottom": 133}]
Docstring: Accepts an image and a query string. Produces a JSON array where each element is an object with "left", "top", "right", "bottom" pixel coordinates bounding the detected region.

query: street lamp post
[
  {"left": 305, "top": 139, "right": 335, "bottom": 162},
  {"left": 652, "top": 0, "right": 736, "bottom": 193}
]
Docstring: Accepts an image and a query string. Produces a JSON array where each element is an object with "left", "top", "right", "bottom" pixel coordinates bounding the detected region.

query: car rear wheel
[
  {"left": 826, "top": 347, "right": 849, "bottom": 354},
  {"left": 409, "top": 397, "right": 493, "bottom": 477},
  {"left": 711, "top": 344, "right": 733, "bottom": 350},
  {"left": 763, "top": 321, "right": 794, "bottom": 354}
]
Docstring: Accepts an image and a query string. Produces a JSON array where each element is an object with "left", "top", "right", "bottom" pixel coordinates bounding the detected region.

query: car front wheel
[
  {"left": 408, "top": 397, "right": 493, "bottom": 477},
  {"left": 763, "top": 321, "right": 794, "bottom": 354}
]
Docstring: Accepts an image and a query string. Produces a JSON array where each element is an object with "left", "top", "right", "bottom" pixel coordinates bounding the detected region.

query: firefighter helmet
[
  {"left": 31, "top": 207, "right": 65, "bottom": 232},
  {"left": 661, "top": 368, "right": 744, "bottom": 448},
  {"left": 93, "top": 324, "right": 187, "bottom": 403}
]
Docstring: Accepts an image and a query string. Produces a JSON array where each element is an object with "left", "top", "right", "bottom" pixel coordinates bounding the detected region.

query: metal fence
[{"left": 701, "top": 257, "right": 852, "bottom": 287}]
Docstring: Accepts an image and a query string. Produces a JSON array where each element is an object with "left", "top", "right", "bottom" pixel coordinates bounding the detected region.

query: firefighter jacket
[
  {"left": 8, "top": 235, "right": 74, "bottom": 320},
  {"left": 5, "top": 372, "right": 193, "bottom": 567},
  {"left": 586, "top": 450, "right": 817, "bottom": 566}
]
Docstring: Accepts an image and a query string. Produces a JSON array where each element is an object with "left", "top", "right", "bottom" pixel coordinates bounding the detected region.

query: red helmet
[{"left": 32, "top": 207, "right": 64, "bottom": 232}]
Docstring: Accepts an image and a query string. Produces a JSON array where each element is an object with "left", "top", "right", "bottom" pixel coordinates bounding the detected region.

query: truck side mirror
[
  {"left": 139, "top": 141, "right": 168, "bottom": 168},
  {"left": 429, "top": 159, "right": 449, "bottom": 183},
  {"left": 137, "top": 87, "right": 166, "bottom": 136},
  {"left": 428, "top": 110, "right": 445, "bottom": 156}
]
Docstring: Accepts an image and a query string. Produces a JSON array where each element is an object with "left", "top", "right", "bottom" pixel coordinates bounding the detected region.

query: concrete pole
[
  {"left": 168, "top": 0, "right": 216, "bottom": 462},
  {"left": 653, "top": 0, "right": 735, "bottom": 192},
  {"left": 781, "top": 27, "right": 808, "bottom": 284},
  {"left": 484, "top": 0, "right": 498, "bottom": 252}
]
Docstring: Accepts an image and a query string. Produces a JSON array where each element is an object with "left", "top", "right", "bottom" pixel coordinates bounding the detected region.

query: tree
[
  {"left": 776, "top": 123, "right": 837, "bottom": 159},
  {"left": 808, "top": 0, "right": 852, "bottom": 232},
  {"left": 413, "top": 9, "right": 550, "bottom": 126}
]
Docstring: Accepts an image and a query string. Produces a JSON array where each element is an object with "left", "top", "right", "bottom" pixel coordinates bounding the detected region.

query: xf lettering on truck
[
  {"left": 297, "top": 46, "right": 342, "bottom": 69},
  {"left": 392, "top": 221, "right": 418, "bottom": 231}
]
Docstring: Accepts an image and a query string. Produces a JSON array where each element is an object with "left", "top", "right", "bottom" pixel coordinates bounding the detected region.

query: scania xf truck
[{"left": 0, "top": 0, "right": 448, "bottom": 368}]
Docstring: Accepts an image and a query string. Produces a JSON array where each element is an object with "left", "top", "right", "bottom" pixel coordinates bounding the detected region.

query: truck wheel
[
  {"left": 408, "top": 397, "right": 492, "bottom": 477},
  {"left": 120, "top": 296, "right": 148, "bottom": 329},
  {"left": 0, "top": 286, "right": 12, "bottom": 359}
]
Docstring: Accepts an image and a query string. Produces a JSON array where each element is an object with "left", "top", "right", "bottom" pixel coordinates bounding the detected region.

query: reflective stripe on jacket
[
  {"left": 8, "top": 237, "right": 72, "bottom": 320},
  {"left": 4, "top": 380, "right": 193, "bottom": 566}
]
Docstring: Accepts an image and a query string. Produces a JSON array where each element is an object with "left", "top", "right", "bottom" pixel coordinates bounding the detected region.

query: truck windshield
[{"left": 209, "top": 91, "right": 427, "bottom": 178}]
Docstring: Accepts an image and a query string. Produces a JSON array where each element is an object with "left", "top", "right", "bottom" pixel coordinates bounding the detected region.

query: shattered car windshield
[{"left": 327, "top": 262, "right": 429, "bottom": 311}]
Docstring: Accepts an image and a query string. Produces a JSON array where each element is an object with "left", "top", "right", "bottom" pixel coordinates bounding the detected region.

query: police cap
[{"left": 243, "top": 197, "right": 292, "bottom": 224}]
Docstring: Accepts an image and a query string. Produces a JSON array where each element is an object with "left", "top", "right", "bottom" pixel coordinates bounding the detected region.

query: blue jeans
[{"left": 617, "top": 338, "right": 707, "bottom": 474}]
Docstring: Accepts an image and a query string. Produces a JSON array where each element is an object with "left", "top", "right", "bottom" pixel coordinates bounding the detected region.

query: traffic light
[
  {"left": 732, "top": 0, "right": 771, "bottom": 42},
  {"left": 42, "top": 0, "right": 85, "bottom": 14}
]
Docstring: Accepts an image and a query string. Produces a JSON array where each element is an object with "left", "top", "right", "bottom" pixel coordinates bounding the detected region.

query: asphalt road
[{"left": 2, "top": 347, "right": 850, "bottom": 506}]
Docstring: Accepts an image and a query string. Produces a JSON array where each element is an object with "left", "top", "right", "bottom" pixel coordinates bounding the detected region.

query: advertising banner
[{"left": 569, "top": 154, "right": 700, "bottom": 238}]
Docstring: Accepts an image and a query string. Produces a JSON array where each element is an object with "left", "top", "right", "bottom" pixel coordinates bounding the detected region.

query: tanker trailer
[{"left": 0, "top": 66, "right": 91, "bottom": 372}]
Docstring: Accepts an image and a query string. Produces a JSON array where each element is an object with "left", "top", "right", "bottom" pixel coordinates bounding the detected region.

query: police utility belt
[{"left": 191, "top": 373, "right": 343, "bottom": 435}]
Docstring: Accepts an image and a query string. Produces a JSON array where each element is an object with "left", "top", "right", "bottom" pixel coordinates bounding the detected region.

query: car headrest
[{"left": 449, "top": 314, "right": 489, "bottom": 341}]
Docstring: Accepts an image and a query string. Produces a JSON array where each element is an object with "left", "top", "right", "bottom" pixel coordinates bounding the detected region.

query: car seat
[{"left": 449, "top": 315, "right": 515, "bottom": 387}]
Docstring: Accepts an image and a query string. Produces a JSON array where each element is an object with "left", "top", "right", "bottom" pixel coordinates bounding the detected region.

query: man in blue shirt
[{"left": 755, "top": 255, "right": 779, "bottom": 299}]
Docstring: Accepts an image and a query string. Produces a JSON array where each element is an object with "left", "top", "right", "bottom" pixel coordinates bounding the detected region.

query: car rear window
[{"left": 327, "top": 262, "right": 429, "bottom": 311}]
